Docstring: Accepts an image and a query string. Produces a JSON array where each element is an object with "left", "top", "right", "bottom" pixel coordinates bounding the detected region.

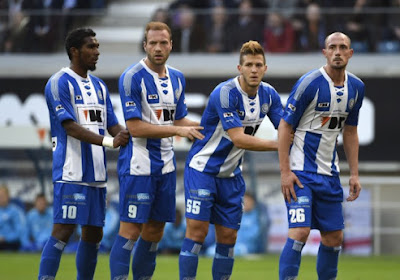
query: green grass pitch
[{"left": 0, "top": 253, "right": 399, "bottom": 279}]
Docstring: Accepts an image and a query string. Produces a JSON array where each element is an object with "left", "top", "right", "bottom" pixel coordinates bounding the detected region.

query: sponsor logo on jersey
[
  {"left": 148, "top": 94, "right": 158, "bottom": 100},
  {"left": 55, "top": 105, "right": 64, "bottom": 111},
  {"left": 125, "top": 101, "right": 136, "bottom": 107},
  {"left": 137, "top": 193, "right": 150, "bottom": 201},
  {"left": 223, "top": 112, "right": 234, "bottom": 118},
  {"left": 348, "top": 98, "right": 355, "bottom": 109},
  {"left": 197, "top": 189, "right": 210, "bottom": 197},
  {"left": 318, "top": 102, "right": 330, "bottom": 108},
  {"left": 288, "top": 103, "right": 296, "bottom": 112},
  {"left": 73, "top": 193, "right": 86, "bottom": 201},
  {"left": 321, "top": 116, "right": 331, "bottom": 127},
  {"left": 261, "top": 103, "right": 270, "bottom": 114}
]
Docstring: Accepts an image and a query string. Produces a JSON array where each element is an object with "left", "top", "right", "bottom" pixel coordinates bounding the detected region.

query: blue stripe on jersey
[
  {"left": 303, "top": 132, "right": 321, "bottom": 173},
  {"left": 203, "top": 137, "right": 235, "bottom": 174},
  {"left": 148, "top": 138, "right": 162, "bottom": 174},
  {"left": 81, "top": 141, "right": 94, "bottom": 182},
  {"left": 331, "top": 144, "right": 338, "bottom": 175}
]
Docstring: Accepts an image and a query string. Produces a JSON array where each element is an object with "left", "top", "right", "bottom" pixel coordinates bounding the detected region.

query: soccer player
[
  {"left": 179, "top": 40, "right": 283, "bottom": 280},
  {"left": 109, "top": 21, "right": 204, "bottom": 280},
  {"left": 278, "top": 32, "right": 364, "bottom": 280},
  {"left": 38, "top": 27, "right": 129, "bottom": 280}
]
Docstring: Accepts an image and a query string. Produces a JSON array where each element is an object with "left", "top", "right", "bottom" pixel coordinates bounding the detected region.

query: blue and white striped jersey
[
  {"left": 118, "top": 60, "right": 188, "bottom": 176},
  {"left": 187, "top": 77, "right": 283, "bottom": 178},
  {"left": 283, "top": 67, "right": 365, "bottom": 176},
  {"left": 45, "top": 67, "right": 118, "bottom": 185}
]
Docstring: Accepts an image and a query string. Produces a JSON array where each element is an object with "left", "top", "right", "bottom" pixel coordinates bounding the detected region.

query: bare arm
[
  {"left": 227, "top": 127, "right": 277, "bottom": 151},
  {"left": 343, "top": 124, "right": 361, "bottom": 201},
  {"left": 174, "top": 117, "right": 200, "bottom": 127},
  {"left": 126, "top": 118, "right": 204, "bottom": 141},
  {"left": 62, "top": 120, "right": 128, "bottom": 148},
  {"left": 278, "top": 119, "right": 303, "bottom": 203},
  {"left": 62, "top": 119, "right": 104, "bottom": 146}
]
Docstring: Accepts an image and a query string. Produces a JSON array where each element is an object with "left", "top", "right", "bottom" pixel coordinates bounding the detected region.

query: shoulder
[
  {"left": 166, "top": 65, "right": 184, "bottom": 79},
  {"left": 347, "top": 71, "right": 365, "bottom": 89},
  {"left": 121, "top": 62, "right": 145, "bottom": 81},
  {"left": 89, "top": 75, "right": 107, "bottom": 87},
  {"left": 292, "top": 69, "right": 324, "bottom": 99},
  {"left": 210, "top": 78, "right": 237, "bottom": 101},
  {"left": 46, "top": 69, "right": 68, "bottom": 88},
  {"left": 260, "top": 81, "right": 280, "bottom": 97}
]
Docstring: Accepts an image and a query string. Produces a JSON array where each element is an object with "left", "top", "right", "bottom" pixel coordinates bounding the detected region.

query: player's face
[
  {"left": 77, "top": 36, "right": 100, "bottom": 72},
  {"left": 238, "top": 54, "right": 267, "bottom": 89},
  {"left": 143, "top": 29, "right": 172, "bottom": 66},
  {"left": 323, "top": 34, "right": 353, "bottom": 70}
]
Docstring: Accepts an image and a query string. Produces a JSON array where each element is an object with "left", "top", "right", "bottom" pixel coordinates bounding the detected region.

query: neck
[
  {"left": 70, "top": 64, "right": 87, "bottom": 78},
  {"left": 324, "top": 65, "right": 345, "bottom": 86},
  {"left": 239, "top": 76, "right": 258, "bottom": 97},
  {"left": 144, "top": 58, "right": 166, "bottom": 77}
]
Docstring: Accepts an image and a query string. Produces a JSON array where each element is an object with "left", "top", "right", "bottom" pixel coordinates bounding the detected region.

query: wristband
[{"left": 102, "top": 136, "right": 114, "bottom": 148}]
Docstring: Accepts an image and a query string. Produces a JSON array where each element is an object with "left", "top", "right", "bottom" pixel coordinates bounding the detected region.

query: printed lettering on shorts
[
  {"left": 125, "top": 193, "right": 151, "bottom": 219},
  {"left": 288, "top": 196, "right": 310, "bottom": 225}
]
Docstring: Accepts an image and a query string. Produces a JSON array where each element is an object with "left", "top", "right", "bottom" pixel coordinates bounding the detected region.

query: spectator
[
  {"left": 226, "top": 0, "right": 263, "bottom": 52},
  {"left": 205, "top": 5, "right": 230, "bottom": 53},
  {"left": 235, "top": 192, "right": 266, "bottom": 255},
  {"left": 378, "top": 0, "right": 400, "bottom": 52},
  {"left": 299, "top": 3, "right": 326, "bottom": 52},
  {"left": 23, "top": 193, "right": 53, "bottom": 252},
  {"left": 0, "top": 184, "right": 26, "bottom": 251},
  {"left": 22, "top": 0, "right": 64, "bottom": 52},
  {"left": 263, "top": 11, "right": 295, "bottom": 53},
  {"left": 159, "top": 209, "right": 186, "bottom": 254},
  {"left": 171, "top": 6, "right": 206, "bottom": 52}
]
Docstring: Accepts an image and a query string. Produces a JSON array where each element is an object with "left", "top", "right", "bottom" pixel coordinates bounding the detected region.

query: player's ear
[{"left": 70, "top": 47, "right": 79, "bottom": 58}]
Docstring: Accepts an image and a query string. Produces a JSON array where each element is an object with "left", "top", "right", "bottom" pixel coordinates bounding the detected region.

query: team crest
[
  {"left": 261, "top": 103, "right": 269, "bottom": 114},
  {"left": 97, "top": 89, "right": 103, "bottom": 100},
  {"left": 348, "top": 98, "right": 355, "bottom": 109}
]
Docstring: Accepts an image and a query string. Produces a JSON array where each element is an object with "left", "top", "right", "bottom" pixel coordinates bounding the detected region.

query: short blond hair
[
  {"left": 239, "top": 40, "right": 265, "bottom": 65},
  {"left": 144, "top": 21, "right": 172, "bottom": 42}
]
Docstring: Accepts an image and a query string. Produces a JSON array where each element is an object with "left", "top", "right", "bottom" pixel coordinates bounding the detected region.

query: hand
[
  {"left": 281, "top": 171, "right": 303, "bottom": 203},
  {"left": 346, "top": 175, "right": 361, "bottom": 201},
  {"left": 289, "top": 131, "right": 295, "bottom": 144},
  {"left": 113, "top": 129, "right": 130, "bottom": 148},
  {"left": 176, "top": 126, "right": 204, "bottom": 141}
]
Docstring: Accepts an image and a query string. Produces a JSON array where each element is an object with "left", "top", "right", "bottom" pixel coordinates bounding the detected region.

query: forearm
[
  {"left": 228, "top": 127, "right": 277, "bottom": 151},
  {"left": 107, "top": 124, "right": 126, "bottom": 137},
  {"left": 62, "top": 120, "right": 104, "bottom": 146},
  {"left": 278, "top": 119, "right": 293, "bottom": 174},
  {"left": 174, "top": 117, "right": 200, "bottom": 127},
  {"left": 343, "top": 125, "right": 359, "bottom": 176},
  {"left": 126, "top": 118, "right": 179, "bottom": 138}
]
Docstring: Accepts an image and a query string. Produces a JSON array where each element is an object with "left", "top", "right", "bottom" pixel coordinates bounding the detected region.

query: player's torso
[{"left": 189, "top": 80, "right": 271, "bottom": 177}]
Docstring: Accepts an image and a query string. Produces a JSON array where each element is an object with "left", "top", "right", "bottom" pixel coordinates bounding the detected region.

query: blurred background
[{"left": 0, "top": 0, "right": 399, "bottom": 257}]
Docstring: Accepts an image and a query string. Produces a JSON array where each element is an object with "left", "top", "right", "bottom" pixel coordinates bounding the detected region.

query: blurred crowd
[
  {"left": 0, "top": 183, "right": 271, "bottom": 256},
  {"left": 1, "top": 0, "right": 399, "bottom": 54},
  {"left": 0, "top": 0, "right": 106, "bottom": 53},
  {"left": 159, "top": 0, "right": 400, "bottom": 53}
]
